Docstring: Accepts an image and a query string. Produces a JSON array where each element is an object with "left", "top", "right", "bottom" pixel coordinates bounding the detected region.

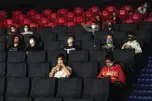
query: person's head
[
  {"left": 112, "top": 12, "right": 117, "bottom": 18},
  {"left": 128, "top": 32, "right": 136, "bottom": 41},
  {"left": 10, "top": 25, "right": 16, "bottom": 32},
  {"left": 24, "top": 24, "right": 30, "bottom": 32},
  {"left": 96, "top": 15, "right": 101, "bottom": 21},
  {"left": 13, "top": 36, "right": 20, "bottom": 45},
  {"left": 144, "top": 3, "right": 148, "bottom": 8},
  {"left": 105, "top": 54, "right": 114, "bottom": 67},
  {"left": 29, "top": 36, "right": 36, "bottom": 46},
  {"left": 106, "top": 34, "right": 113, "bottom": 44},
  {"left": 57, "top": 53, "right": 65, "bottom": 65},
  {"left": 67, "top": 35, "right": 75, "bottom": 45}
]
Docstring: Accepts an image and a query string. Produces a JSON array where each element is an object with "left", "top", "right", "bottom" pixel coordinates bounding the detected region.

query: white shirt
[
  {"left": 122, "top": 40, "right": 142, "bottom": 54},
  {"left": 53, "top": 66, "right": 72, "bottom": 78}
]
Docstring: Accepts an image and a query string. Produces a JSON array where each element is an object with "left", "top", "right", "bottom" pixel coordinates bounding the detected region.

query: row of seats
[
  {"left": 0, "top": 77, "right": 110, "bottom": 101},
  {"left": 0, "top": 50, "right": 135, "bottom": 66}
]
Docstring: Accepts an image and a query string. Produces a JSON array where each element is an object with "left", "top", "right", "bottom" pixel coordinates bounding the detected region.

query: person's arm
[
  {"left": 134, "top": 42, "right": 142, "bottom": 53},
  {"left": 117, "top": 65, "right": 126, "bottom": 84},
  {"left": 61, "top": 64, "right": 72, "bottom": 77},
  {"left": 49, "top": 67, "right": 57, "bottom": 77},
  {"left": 82, "top": 24, "right": 93, "bottom": 32},
  {"left": 97, "top": 67, "right": 105, "bottom": 78},
  {"left": 122, "top": 43, "right": 127, "bottom": 49}
]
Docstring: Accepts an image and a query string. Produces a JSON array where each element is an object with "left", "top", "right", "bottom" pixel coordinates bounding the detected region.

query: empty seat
[
  {"left": 7, "top": 52, "right": 26, "bottom": 62},
  {"left": 0, "top": 97, "right": 3, "bottom": 101},
  {"left": 57, "top": 78, "right": 82, "bottom": 98},
  {"left": 138, "top": 22, "right": 152, "bottom": 30},
  {"left": 44, "top": 42, "right": 61, "bottom": 51},
  {"left": 54, "top": 26, "right": 68, "bottom": 34},
  {"left": 0, "top": 78, "right": 4, "bottom": 96},
  {"left": 57, "top": 33, "right": 71, "bottom": 41},
  {"left": 47, "top": 51, "right": 66, "bottom": 65},
  {"left": 82, "top": 40, "right": 100, "bottom": 50},
  {"left": 6, "top": 97, "right": 32, "bottom": 101},
  {"left": 28, "top": 63, "right": 50, "bottom": 78},
  {"left": 75, "top": 32, "right": 92, "bottom": 41},
  {"left": 94, "top": 31, "right": 107, "bottom": 44},
  {"left": 6, "top": 78, "right": 29, "bottom": 97},
  {"left": 38, "top": 27, "right": 52, "bottom": 34},
  {"left": 63, "top": 98, "right": 93, "bottom": 101},
  {"left": 72, "top": 62, "right": 98, "bottom": 78},
  {"left": 70, "top": 25, "right": 85, "bottom": 35},
  {"left": 0, "top": 42, "right": 6, "bottom": 51},
  {"left": 30, "top": 78, "right": 56, "bottom": 97},
  {"left": 41, "top": 33, "right": 57, "bottom": 42},
  {"left": 34, "top": 98, "right": 61, "bottom": 101},
  {"left": 83, "top": 78, "right": 110, "bottom": 101},
  {"left": 135, "top": 30, "right": 150, "bottom": 44},
  {"left": 0, "top": 63, "right": 5, "bottom": 77},
  {"left": 69, "top": 51, "right": 89, "bottom": 62},
  {"left": 113, "top": 49, "right": 135, "bottom": 67},
  {"left": 120, "top": 24, "right": 137, "bottom": 31},
  {"left": 7, "top": 63, "right": 27, "bottom": 77},
  {"left": 0, "top": 52, "right": 6, "bottom": 62},
  {"left": 27, "top": 51, "right": 46, "bottom": 62}
]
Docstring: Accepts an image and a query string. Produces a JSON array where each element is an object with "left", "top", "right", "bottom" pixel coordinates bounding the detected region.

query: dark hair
[
  {"left": 105, "top": 54, "right": 114, "bottom": 62},
  {"left": 10, "top": 25, "right": 16, "bottom": 28},
  {"left": 57, "top": 53, "right": 65, "bottom": 60},
  {"left": 128, "top": 31, "right": 136, "bottom": 36}
]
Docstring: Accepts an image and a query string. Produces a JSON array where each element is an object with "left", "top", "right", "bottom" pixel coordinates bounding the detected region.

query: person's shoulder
[
  {"left": 67, "top": 66, "right": 72, "bottom": 70},
  {"left": 114, "top": 64, "right": 121, "bottom": 68}
]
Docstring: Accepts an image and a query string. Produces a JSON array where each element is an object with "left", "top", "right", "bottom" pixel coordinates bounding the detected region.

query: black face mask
[{"left": 128, "top": 37, "right": 135, "bottom": 41}]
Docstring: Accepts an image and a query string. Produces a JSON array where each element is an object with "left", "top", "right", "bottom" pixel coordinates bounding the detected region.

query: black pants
[{"left": 108, "top": 82, "right": 124, "bottom": 101}]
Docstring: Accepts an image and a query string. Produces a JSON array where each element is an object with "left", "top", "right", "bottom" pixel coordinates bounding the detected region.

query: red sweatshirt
[{"left": 98, "top": 64, "right": 126, "bottom": 84}]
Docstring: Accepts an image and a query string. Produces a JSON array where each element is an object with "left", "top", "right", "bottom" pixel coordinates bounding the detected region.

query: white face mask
[
  {"left": 29, "top": 39, "right": 34, "bottom": 45},
  {"left": 24, "top": 28, "right": 28, "bottom": 32},
  {"left": 107, "top": 62, "right": 113, "bottom": 67},
  {"left": 67, "top": 39, "right": 73, "bottom": 43}
]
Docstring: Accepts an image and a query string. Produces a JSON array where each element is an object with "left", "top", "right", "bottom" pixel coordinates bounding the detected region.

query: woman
[
  {"left": 8, "top": 25, "right": 19, "bottom": 35},
  {"left": 8, "top": 36, "right": 24, "bottom": 52},
  {"left": 82, "top": 15, "right": 101, "bottom": 32},
  {"left": 21, "top": 24, "right": 34, "bottom": 35}
]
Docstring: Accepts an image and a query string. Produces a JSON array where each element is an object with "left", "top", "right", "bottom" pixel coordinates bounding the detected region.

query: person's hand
[
  {"left": 60, "top": 63, "right": 65, "bottom": 67},
  {"left": 126, "top": 45, "right": 132, "bottom": 49}
]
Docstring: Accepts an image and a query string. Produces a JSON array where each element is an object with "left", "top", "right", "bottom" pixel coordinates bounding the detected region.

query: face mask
[
  {"left": 107, "top": 62, "right": 113, "bottom": 67},
  {"left": 24, "top": 28, "right": 28, "bottom": 32},
  {"left": 106, "top": 39, "right": 113, "bottom": 44},
  {"left": 58, "top": 60, "right": 63, "bottom": 64},
  {"left": 108, "top": 27, "right": 112, "bottom": 31},
  {"left": 67, "top": 39, "right": 73, "bottom": 43},
  {"left": 128, "top": 37, "right": 134, "bottom": 41},
  {"left": 29, "top": 39, "right": 34, "bottom": 45}
]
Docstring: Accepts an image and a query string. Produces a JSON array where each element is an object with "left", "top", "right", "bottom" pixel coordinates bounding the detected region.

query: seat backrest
[
  {"left": 0, "top": 77, "right": 4, "bottom": 96},
  {"left": 0, "top": 63, "right": 5, "bottom": 77},
  {"left": 0, "top": 52, "right": 6, "bottom": 62},
  {"left": 7, "top": 52, "right": 26, "bottom": 62},
  {"left": 27, "top": 51, "right": 46, "bottom": 62},
  {"left": 34, "top": 98, "right": 61, "bottom": 101},
  {"left": 6, "top": 97, "right": 32, "bottom": 101},
  {"left": 57, "top": 78, "right": 82, "bottom": 98}
]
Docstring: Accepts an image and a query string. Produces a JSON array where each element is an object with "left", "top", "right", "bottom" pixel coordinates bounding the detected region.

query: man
[
  {"left": 81, "top": 15, "right": 101, "bottom": 32},
  {"left": 98, "top": 54, "right": 126, "bottom": 101},
  {"left": 122, "top": 32, "right": 142, "bottom": 54},
  {"left": 102, "top": 34, "right": 115, "bottom": 52},
  {"left": 49, "top": 54, "right": 72, "bottom": 78},
  {"left": 137, "top": 3, "right": 148, "bottom": 15},
  {"left": 64, "top": 35, "right": 77, "bottom": 54}
]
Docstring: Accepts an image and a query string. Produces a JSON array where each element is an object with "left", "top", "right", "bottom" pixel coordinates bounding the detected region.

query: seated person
[
  {"left": 122, "top": 32, "right": 142, "bottom": 54},
  {"left": 49, "top": 54, "right": 72, "bottom": 78},
  {"left": 26, "top": 36, "right": 42, "bottom": 51},
  {"left": 98, "top": 54, "right": 126, "bottom": 101},
  {"left": 8, "top": 25, "right": 19, "bottom": 35},
  {"left": 64, "top": 35, "right": 77, "bottom": 54},
  {"left": 21, "top": 24, "right": 34, "bottom": 35},
  {"left": 102, "top": 34, "right": 115, "bottom": 52},
  {"left": 8, "top": 36, "right": 24, "bottom": 52},
  {"left": 81, "top": 15, "right": 101, "bottom": 32},
  {"left": 137, "top": 3, "right": 148, "bottom": 15}
]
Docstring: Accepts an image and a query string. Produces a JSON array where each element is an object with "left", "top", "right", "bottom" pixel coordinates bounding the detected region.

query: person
[
  {"left": 64, "top": 35, "right": 77, "bottom": 54},
  {"left": 81, "top": 15, "right": 101, "bottom": 32},
  {"left": 102, "top": 34, "right": 115, "bottom": 52},
  {"left": 21, "top": 24, "right": 34, "bottom": 35},
  {"left": 26, "top": 36, "right": 42, "bottom": 51},
  {"left": 122, "top": 32, "right": 142, "bottom": 54},
  {"left": 98, "top": 54, "right": 126, "bottom": 101},
  {"left": 8, "top": 25, "right": 18, "bottom": 35},
  {"left": 8, "top": 36, "right": 24, "bottom": 52},
  {"left": 112, "top": 12, "right": 121, "bottom": 24},
  {"left": 137, "top": 3, "right": 148, "bottom": 15},
  {"left": 107, "top": 22, "right": 115, "bottom": 33},
  {"left": 49, "top": 54, "right": 72, "bottom": 78}
]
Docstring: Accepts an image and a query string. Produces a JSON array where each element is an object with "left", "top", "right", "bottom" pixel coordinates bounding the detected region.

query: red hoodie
[{"left": 98, "top": 64, "right": 126, "bottom": 84}]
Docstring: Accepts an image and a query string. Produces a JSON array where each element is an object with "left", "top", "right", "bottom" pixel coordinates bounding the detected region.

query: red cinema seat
[
  {"left": 32, "top": 14, "right": 41, "bottom": 22},
  {"left": 57, "top": 8, "right": 68, "bottom": 17},
  {"left": 73, "top": 7, "right": 84, "bottom": 17},
  {"left": 66, "top": 21, "right": 75, "bottom": 27},
  {"left": 56, "top": 17, "right": 66, "bottom": 26},
  {"left": 0, "top": 11, "right": 7, "bottom": 21},
  {"left": 67, "top": 12, "right": 74, "bottom": 21},
  {"left": 106, "top": 5, "right": 117, "bottom": 14},
  {"left": 27, "top": 9, "right": 38, "bottom": 17},
  {"left": 39, "top": 17, "right": 49, "bottom": 26},
  {"left": 49, "top": 13, "right": 57, "bottom": 22},
  {"left": 74, "top": 16, "right": 84, "bottom": 24},
  {"left": 42, "top": 9, "right": 52, "bottom": 17},
  {"left": 48, "top": 22, "right": 56, "bottom": 28},
  {"left": 101, "top": 10, "right": 111, "bottom": 21},
  {"left": 117, "top": 9, "right": 128, "bottom": 21},
  {"left": 85, "top": 11, "right": 92, "bottom": 21},
  {"left": 89, "top": 6, "right": 100, "bottom": 16},
  {"left": 132, "top": 13, "right": 141, "bottom": 23},
  {"left": 123, "top": 19, "right": 134, "bottom": 24}
]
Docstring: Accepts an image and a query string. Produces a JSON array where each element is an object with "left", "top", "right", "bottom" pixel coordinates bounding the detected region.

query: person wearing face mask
[
  {"left": 49, "top": 54, "right": 72, "bottom": 78},
  {"left": 102, "top": 34, "right": 115, "bottom": 52},
  {"left": 64, "top": 35, "right": 77, "bottom": 54},
  {"left": 26, "top": 36, "right": 42, "bottom": 51},
  {"left": 122, "top": 32, "right": 142, "bottom": 54},
  {"left": 8, "top": 36, "right": 24, "bottom": 52},
  {"left": 21, "top": 24, "right": 34, "bottom": 35},
  {"left": 98, "top": 54, "right": 126, "bottom": 101},
  {"left": 112, "top": 12, "right": 121, "bottom": 24},
  {"left": 81, "top": 15, "right": 101, "bottom": 32},
  {"left": 8, "top": 25, "right": 19, "bottom": 35},
  {"left": 137, "top": 3, "right": 148, "bottom": 15},
  {"left": 107, "top": 22, "right": 115, "bottom": 33}
]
